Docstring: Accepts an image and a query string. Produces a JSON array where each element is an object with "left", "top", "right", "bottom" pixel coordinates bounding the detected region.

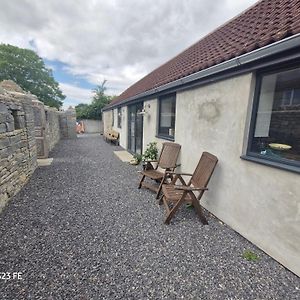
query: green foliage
[
  {"left": 0, "top": 43, "right": 65, "bottom": 109},
  {"left": 142, "top": 142, "right": 158, "bottom": 161},
  {"left": 75, "top": 103, "right": 92, "bottom": 120},
  {"left": 75, "top": 80, "right": 115, "bottom": 120},
  {"left": 242, "top": 250, "right": 259, "bottom": 261},
  {"left": 186, "top": 203, "right": 194, "bottom": 209},
  {"left": 132, "top": 153, "right": 143, "bottom": 164}
]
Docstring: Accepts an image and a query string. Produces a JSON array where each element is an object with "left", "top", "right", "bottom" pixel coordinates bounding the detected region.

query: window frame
[
  {"left": 242, "top": 63, "right": 300, "bottom": 173},
  {"left": 157, "top": 93, "right": 176, "bottom": 141}
]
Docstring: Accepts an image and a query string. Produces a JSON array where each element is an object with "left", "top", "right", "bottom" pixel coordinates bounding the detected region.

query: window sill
[
  {"left": 240, "top": 154, "right": 300, "bottom": 174},
  {"left": 156, "top": 134, "right": 175, "bottom": 142}
]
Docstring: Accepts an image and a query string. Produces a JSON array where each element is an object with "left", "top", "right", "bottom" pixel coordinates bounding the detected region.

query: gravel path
[{"left": 0, "top": 134, "right": 299, "bottom": 299}]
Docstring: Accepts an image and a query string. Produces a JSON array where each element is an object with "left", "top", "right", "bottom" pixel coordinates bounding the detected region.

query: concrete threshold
[
  {"left": 114, "top": 151, "right": 133, "bottom": 162},
  {"left": 37, "top": 158, "right": 53, "bottom": 166}
]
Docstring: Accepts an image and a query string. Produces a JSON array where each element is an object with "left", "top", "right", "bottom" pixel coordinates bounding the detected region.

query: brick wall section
[
  {"left": 0, "top": 85, "right": 37, "bottom": 211},
  {"left": 0, "top": 80, "right": 77, "bottom": 212}
]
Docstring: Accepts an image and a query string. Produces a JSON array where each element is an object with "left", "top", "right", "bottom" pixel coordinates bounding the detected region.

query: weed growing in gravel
[
  {"left": 186, "top": 203, "right": 194, "bottom": 210},
  {"left": 243, "top": 250, "right": 259, "bottom": 261}
]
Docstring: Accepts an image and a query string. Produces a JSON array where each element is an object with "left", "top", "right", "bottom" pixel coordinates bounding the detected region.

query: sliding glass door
[{"left": 128, "top": 103, "right": 143, "bottom": 155}]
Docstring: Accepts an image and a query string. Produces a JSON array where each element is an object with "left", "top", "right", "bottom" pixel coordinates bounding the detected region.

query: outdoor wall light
[{"left": 137, "top": 104, "right": 151, "bottom": 116}]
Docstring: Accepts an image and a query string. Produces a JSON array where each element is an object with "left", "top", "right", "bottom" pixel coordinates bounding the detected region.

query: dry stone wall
[
  {"left": 0, "top": 82, "right": 37, "bottom": 211},
  {"left": 0, "top": 80, "right": 76, "bottom": 212},
  {"left": 46, "top": 107, "right": 61, "bottom": 152},
  {"left": 60, "top": 108, "right": 77, "bottom": 139}
]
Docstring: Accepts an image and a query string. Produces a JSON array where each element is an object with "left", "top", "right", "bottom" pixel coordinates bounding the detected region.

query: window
[
  {"left": 247, "top": 65, "right": 300, "bottom": 170},
  {"left": 117, "top": 107, "right": 122, "bottom": 128},
  {"left": 112, "top": 109, "right": 114, "bottom": 127},
  {"left": 158, "top": 94, "right": 176, "bottom": 139}
]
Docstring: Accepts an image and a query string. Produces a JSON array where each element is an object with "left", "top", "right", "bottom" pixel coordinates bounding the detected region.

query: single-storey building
[{"left": 103, "top": 0, "right": 300, "bottom": 276}]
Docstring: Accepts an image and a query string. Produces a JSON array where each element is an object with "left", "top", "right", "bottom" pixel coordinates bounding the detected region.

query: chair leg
[
  {"left": 158, "top": 194, "right": 164, "bottom": 205},
  {"left": 155, "top": 179, "right": 164, "bottom": 199},
  {"left": 138, "top": 175, "right": 145, "bottom": 189},
  {"left": 164, "top": 193, "right": 187, "bottom": 224},
  {"left": 191, "top": 195, "right": 208, "bottom": 225},
  {"left": 156, "top": 173, "right": 169, "bottom": 199}
]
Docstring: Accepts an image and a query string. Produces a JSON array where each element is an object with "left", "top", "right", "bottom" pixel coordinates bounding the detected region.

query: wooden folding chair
[
  {"left": 138, "top": 142, "right": 181, "bottom": 199},
  {"left": 160, "top": 152, "right": 218, "bottom": 224}
]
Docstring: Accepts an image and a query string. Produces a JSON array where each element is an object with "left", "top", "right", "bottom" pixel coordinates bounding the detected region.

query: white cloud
[
  {"left": 59, "top": 83, "right": 92, "bottom": 108},
  {"left": 0, "top": 0, "right": 258, "bottom": 96}
]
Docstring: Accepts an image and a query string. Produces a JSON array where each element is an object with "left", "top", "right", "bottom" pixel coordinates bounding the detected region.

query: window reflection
[{"left": 250, "top": 67, "right": 300, "bottom": 164}]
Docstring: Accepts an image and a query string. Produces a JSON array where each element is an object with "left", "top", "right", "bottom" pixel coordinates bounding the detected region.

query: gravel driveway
[{"left": 0, "top": 134, "right": 299, "bottom": 299}]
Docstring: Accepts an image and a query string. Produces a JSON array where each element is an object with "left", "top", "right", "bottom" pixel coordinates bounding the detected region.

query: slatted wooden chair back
[
  {"left": 190, "top": 152, "right": 218, "bottom": 191},
  {"left": 158, "top": 142, "right": 181, "bottom": 169}
]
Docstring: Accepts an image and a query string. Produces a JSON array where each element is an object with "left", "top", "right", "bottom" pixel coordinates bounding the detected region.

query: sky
[{"left": 0, "top": 0, "right": 258, "bottom": 109}]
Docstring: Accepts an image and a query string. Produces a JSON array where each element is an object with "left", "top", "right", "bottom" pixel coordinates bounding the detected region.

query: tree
[
  {"left": 75, "top": 81, "right": 114, "bottom": 120},
  {"left": 0, "top": 44, "right": 65, "bottom": 109},
  {"left": 75, "top": 103, "right": 90, "bottom": 119}
]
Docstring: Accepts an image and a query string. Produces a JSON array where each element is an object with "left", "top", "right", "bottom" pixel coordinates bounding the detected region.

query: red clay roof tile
[{"left": 109, "top": 0, "right": 300, "bottom": 107}]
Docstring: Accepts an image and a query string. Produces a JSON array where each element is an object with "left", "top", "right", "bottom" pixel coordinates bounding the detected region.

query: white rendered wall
[
  {"left": 102, "top": 110, "right": 113, "bottom": 132},
  {"left": 142, "top": 99, "right": 170, "bottom": 156},
  {"left": 175, "top": 73, "right": 300, "bottom": 276}
]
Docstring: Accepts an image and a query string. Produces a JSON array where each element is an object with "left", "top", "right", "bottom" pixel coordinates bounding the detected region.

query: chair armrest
[
  {"left": 163, "top": 172, "right": 190, "bottom": 185},
  {"left": 163, "top": 164, "right": 181, "bottom": 171},
  {"left": 165, "top": 171, "right": 193, "bottom": 176},
  {"left": 174, "top": 186, "right": 208, "bottom": 191}
]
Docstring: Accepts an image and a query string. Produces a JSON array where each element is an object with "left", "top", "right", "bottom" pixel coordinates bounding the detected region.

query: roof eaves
[{"left": 103, "top": 32, "right": 300, "bottom": 111}]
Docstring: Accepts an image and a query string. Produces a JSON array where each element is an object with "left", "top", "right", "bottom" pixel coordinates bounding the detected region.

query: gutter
[{"left": 103, "top": 33, "right": 300, "bottom": 111}]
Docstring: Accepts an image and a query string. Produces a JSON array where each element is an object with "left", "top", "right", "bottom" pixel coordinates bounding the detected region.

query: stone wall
[
  {"left": 0, "top": 82, "right": 37, "bottom": 211},
  {"left": 60, "top": 108, "right": 77, "bottom": 139},
  {"left": 32, "top": 99, "right": 49, "bottom": 158},
  {"left": 0, "top": 80, "right": 77, "bottom": 212},
  {"left": 45, "top": 107, "right": 61, "bottom": 151}
]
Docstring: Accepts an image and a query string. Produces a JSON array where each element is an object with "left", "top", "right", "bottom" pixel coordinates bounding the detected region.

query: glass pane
[
  {"left": 128, "top": 107, "right": 135, "bottom": 152},
  {"left": 293, "top": 89, "right": 300, "bottom": 105},
  {"left": 250, "top": 67, "right": 300, "bottom": 164},
  {"left": 135, "top": 114, "right": 143, "bottom": 155},
  {"left": 159, "top": 95, "right": 176, "bottom": 136},
  {"left": 128, "top": 103, "right": 143, "bottom": 154},
  {"left": 117, "top": 108, "right": 122, "bottom": 128}
]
